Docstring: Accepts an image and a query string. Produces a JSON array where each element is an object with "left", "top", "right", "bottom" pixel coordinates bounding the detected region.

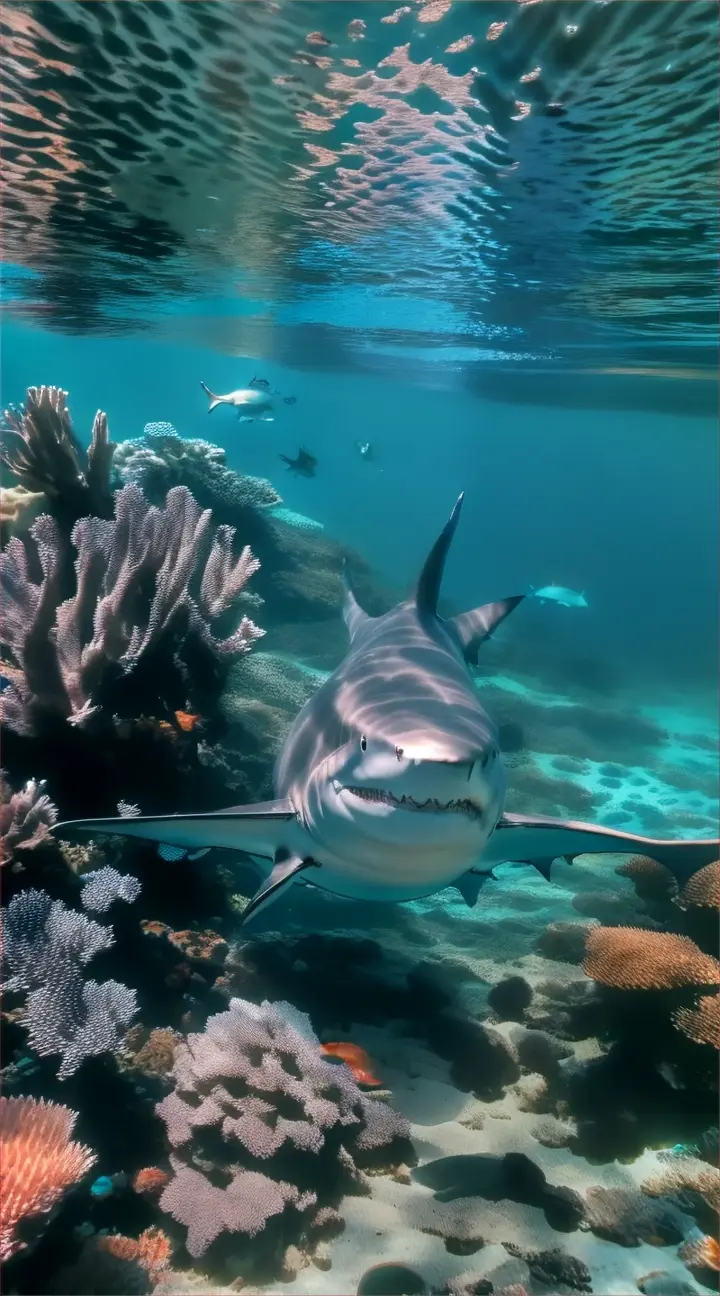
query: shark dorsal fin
[
  {"left": 450, "top": 595, "right": 526, "bottom": 665},
  {"left": 341, "top": 559, "right": 370, "bottom": 641},
  {"left": 415, "top": 492, "right": 464, "bottom": 618}
]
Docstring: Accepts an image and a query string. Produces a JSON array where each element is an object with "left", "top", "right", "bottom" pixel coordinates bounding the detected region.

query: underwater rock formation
[
  {"left": 156, "top": 997, "right": 411, "bottom": 1275},
  {"left": 0, "top": 482, "right": 263, "bottom": 736},
  {"left": 0, "top": 1095, "right": 96, "bottom": 1261},
  {"left": 0, "top": 386, "right": 115, "bottom": 527}
]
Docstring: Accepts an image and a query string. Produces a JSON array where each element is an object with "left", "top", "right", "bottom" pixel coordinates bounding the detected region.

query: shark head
[
  {"left": 279, "top": 493, "right": 524, "bottom": 900},
  {"left": 304, "top": 724, "right": 506, "bottom": 882}
]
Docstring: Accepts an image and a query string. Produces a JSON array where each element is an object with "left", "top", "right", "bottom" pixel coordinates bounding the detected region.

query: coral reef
[
  {"left": 673, "top": 994, "right": 720, "bottom": 1048},
  {"left": 583, "top": 926, "right": 720, "bottom": 989},
  {"left": 0, "top": 1095, "right": 96, "bottom": 1261},
  {"left": 1, "top": 887, "right": 138, "bottom": 1078},
  {"left": 0, "top": 483, "right": 263, "bottom": 737},
  {"left": 0, "top": 386, "right": 115, "bottom": 526},
  {"left": 156, "top": 997, "right": 410, "bottom": 1275},
  {"left": 0, "top": 772, "right": 58, "bottom": 866},
  {"left": 114, "top": 422, "right": 281, "bottom": 519}
]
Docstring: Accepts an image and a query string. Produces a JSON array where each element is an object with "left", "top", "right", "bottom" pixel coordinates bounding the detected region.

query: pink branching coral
[
  {"left": 0, "top": 385, "right": 114, "bottom": 511},
  {"left": 0, "top": 770, "right": 58, "bottom": 865},
  {"left": 0, "top": 483, "right": 264, "bottom": 734},
  {"left": 0, "top": 1095, "right": 96, "bottom": 1260},
  {"left": 156, "top": 997, "right": 410, "bottom": 1265}
]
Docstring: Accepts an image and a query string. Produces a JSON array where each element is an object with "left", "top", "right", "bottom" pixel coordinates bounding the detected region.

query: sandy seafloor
[{"left": 151, "top": 662, "right": 718, "bottom": 1296}]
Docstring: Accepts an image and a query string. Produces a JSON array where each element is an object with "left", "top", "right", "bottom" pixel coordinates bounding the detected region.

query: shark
[{"left": 53, "top": 495, "right": 719, "bottom": 924}]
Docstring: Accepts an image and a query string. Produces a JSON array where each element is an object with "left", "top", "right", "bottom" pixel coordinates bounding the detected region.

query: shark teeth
[{"left": 343, "top": 786, "right": 482, "bottom": 821}]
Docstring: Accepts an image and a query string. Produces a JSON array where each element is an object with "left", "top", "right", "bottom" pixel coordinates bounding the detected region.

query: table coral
[{"left": 583, "top": 926, "right": 720, "bottom": 989}]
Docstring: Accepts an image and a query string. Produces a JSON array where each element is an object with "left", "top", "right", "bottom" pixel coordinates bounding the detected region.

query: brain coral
[{"left": 583, "top": 927, "right": 720, "bottom": 990}]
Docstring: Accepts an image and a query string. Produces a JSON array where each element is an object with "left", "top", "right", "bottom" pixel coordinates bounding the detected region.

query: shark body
[{"left": 54, "top": 495, "right": 719, "bottom": 923}]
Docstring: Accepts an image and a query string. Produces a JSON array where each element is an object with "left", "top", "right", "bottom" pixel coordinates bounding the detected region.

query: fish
[
  {"left": 53, "top": 494, "right": 719, "bottom": 924},
  {"left": 198, "top": 378, "right": 293, "bottom": 425},
  {"left": 356, "top": 441, "right": 374, "bottom": 461},
  {"left": 320, "top": 1042, "right": 382, "bottom": 1087},
  {"left": 530, "top": 584, "right": 588, "bottom": 608},
  {"left": 280, "top": 447, "right": 317, "bottom": 478}
]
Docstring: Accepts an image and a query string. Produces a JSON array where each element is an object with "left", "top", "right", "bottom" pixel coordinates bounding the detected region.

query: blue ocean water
[{"left": 1, "top": 2, "right": 718, "bottom": 1294}]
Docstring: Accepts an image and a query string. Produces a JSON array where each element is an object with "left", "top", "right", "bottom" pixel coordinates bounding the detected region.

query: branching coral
[
  {"left": 0, "top": 483, "right": 263, "bottom": 734},
  {"left": 80, "top": 865, "right": 142, "bottom": 912},
  {"left": 0, "top": 770, "right": 58, "bottom": 865},
  {"left": 643, "top": 1158, "right": 720, "bottom": 1213},
  {"left": 1, "top": 887, "right": 138, "bottom": 1078},
  {"left": 0, "top": 386, "right": 115, "bottom": 517},
  {"left": 583, "top": 926, "right": 720, "bottom": 990},
  {"left": 0, "top": 1095, "right": 96, "bottom": 1261},
  {"left": 156, "top": 997, "right": 410, "bottom": 1265}
]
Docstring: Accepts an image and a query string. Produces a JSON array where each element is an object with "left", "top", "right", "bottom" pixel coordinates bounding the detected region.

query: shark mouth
[{"left": 341, "top": 785, "right": 483, "bottom": 821}]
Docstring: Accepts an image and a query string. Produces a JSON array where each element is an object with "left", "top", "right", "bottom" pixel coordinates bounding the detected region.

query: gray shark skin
[{"left": 54, "top": 495, "right": 719, "bottom": 924}]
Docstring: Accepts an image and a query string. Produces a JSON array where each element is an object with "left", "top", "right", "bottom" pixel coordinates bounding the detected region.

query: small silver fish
[{"left": 200, "top": 378, "right": 296, "bottom": 422}]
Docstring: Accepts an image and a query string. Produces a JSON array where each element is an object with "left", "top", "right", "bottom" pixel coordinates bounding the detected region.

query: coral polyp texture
[
  {"left": 0, "top": 482, "right": 263, "bottom": 734},
  {"left": 673, "top": 994, "right": 720, "bottom": 1048},
  {"left": 678, "top": 859, "right": 720, "bottom": 910},
  {"left": 79, "top": 865, "right": 142, "bottom": 912},
  {"left": 156, "top": 997, "right": 410, "bottom": 1266},
  {"left": 582, "top": 926, "right": 720, "bottom": 990},
  {"left": 1, "top": 887, "right": 138, "bottom": 1078},
  {"left": 0, "top": 770, "right": 58, "bottom": 865},
  {"left": 0, "top": 385, "right": 115, "bottom": 518},
  {"left": 615, "top": 854, "right": 679, "bottom": 902},
  {"left": 0, "top": 1095, "right": 96, "bottom": 1261},
  {"left": 114, "top": 422, "right": 281, "bottom": 517}
]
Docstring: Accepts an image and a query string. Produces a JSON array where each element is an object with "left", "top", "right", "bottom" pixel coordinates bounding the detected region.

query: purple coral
[
  {"left": 1, "top": 888, "right": 137, "bottom": 1078},
  {"left": 0, "top": 771, "right": 58, "bottom": 865},
  {"left": 156, "top": 998, "right": 410, "bottom": 1264},
  {"left": 0, "top": 385, "right": 115, "bottom": 511},
  {"left": 160, "top": 1162, "right": 293, "bottom": 1258},
  {"left": 80, "top": 866, "right": 141, "bottom": 913},
  {"left": 2, "top": 889, "right": 114, "bottom": 990},
  {"left": 0, "top": 482, "right": 263, "bottom": 734}
]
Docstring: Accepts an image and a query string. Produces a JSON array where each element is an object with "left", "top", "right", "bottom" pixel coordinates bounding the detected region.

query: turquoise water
[{"left": 1, "top": 3, "right": 718, "bottom": 1295}]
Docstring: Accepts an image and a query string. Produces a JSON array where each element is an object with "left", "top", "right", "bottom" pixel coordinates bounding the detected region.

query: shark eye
[
  {"left": 360, "top": 735, "right": 367, "bottom": 751},
  {"left": 395, "top": 746, "right": 404, "bottom": 761}
]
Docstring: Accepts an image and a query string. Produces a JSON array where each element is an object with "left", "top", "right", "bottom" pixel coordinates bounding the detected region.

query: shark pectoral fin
[
  {"left": 240, "top": 851, "right": 319, "bottom": 925},
  {"left": 453, "top": 869, "right": 493, "bottom": 907},
  {"left": 489, "top": 813, "right": 720, "bottom": 887},
  {"left": 52, "top": 799, "right": 296, "bottom": 861},
  {"left": 449, "top": 596, "right": 526, "bottom": 665}
]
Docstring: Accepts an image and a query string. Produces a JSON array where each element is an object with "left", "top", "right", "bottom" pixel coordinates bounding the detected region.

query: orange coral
[
  {"left": 174, "top": 709, "right": 201, "bottom": 732},
  {"left": 679, "top": 860, "right": 720, "bottom": 910},
  {"left": 615, "top": 855, "right": 678, "bottom": 902},
  {"left": 583, "top": 926, "right": 720, "bottom": 990},
  {"left": 673, "top": 994, "right": 720, "bottom": 1048},
  {"left": 643, "top": 1161, "right": 720, "bottom": 1213},
  {"left": 132, "top": 1167, "right": 171, "bottom": 1195},
  {"left": 131, "top": 1028, "right": 179, "bottom": 1077},
  {"left": 167, "top": 928, "right": 228, "bottom": 966},
  {"left": 99, "top": 1226, "right": 171, "bottom": 1277},
  {"left": 0, "top": 1095, "right": 96, "bottom": 1260},
  {"left": 679, "top": 1232, "right": 720, "bottom": 1272}
]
